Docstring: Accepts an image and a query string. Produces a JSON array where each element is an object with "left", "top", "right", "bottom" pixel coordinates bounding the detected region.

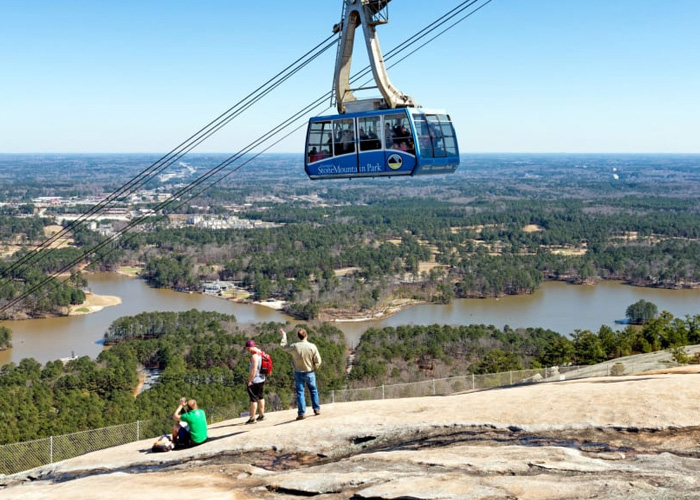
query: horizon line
[{"left": 1, "top": 151, "right": 700, "bottom": 156}]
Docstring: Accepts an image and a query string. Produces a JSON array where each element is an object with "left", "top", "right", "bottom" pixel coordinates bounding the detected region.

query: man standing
[
  {"left": 245, "top": 339, "right": 266, "bottom": 424},
  {"left": 279, "top": 327, "right": 322, "bottom": 420},
  {"left": 172, "top": 397, "right": 208, "bottom": 448}
]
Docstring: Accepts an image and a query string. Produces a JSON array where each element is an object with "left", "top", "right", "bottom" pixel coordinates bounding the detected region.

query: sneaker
[
  {"left": 245, "top": 417, "right": 257, "bottom": 424},
  {"left": 296, "top": 415, "right": 305, "bottom": 421},
  {"left": 256, "top": 415, "right": 265, "bottom": 422},
  {"left": 314, "top": 409, "right": 321, "bottom": 416}
]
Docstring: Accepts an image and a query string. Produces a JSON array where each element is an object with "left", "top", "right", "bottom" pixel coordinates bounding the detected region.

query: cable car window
[
  {"left": 384, "top": 113, "right": 415, "bottom": 154},
  {"left": 413, "top": 117, "right": 434, "bottom": 158},
  {"left": 333, "top": 118, "right": 355, "bottom": 155},
  {"left": 426, "top": 115, "right": 446, "bottom": 157},
  {"left": 437, "top": 114, "right": 458, "bottom": 156},
  {"left": 307, "top": 121, "right": 332, "bottom": 163},
  {"left": 358, "top": 116, "right": 381, "bottom": 151}
]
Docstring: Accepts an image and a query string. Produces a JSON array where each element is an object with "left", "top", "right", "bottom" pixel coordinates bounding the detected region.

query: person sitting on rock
[{"left": 172, "top": 397, "right": 208, "bottom": 448}]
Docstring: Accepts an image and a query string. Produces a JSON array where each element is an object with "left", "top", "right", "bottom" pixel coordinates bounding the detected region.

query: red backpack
[{"left": 259, "top": 350, "right": 273, "bottom": 376}]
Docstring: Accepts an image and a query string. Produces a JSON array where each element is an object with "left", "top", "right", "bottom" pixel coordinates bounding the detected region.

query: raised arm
[
  {"left": 279, "top": 328, "right": 290, "bottom": 349},
  {"left": 173, "top": 396, "right": 187, "bottom": 421}
]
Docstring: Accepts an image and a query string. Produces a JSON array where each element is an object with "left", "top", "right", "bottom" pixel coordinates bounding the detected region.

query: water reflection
[
  {"left": 2, "top": 274, "right": 699, "bottom": 366},
  {"left": 330, "top": 281, "right": 700, "bottom": 348},
  {"left": 2, "top": 273, "right": 293, "bottom": 365}
]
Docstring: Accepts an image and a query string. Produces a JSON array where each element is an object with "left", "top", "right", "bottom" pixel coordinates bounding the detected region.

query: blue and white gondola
[{"left": 305, "top": 107, "right": 459, "bottom": 180}]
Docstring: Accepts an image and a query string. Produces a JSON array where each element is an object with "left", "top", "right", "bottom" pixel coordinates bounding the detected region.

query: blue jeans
[{"left": 294, "top": 371, "right": 320, "bottom": 416}]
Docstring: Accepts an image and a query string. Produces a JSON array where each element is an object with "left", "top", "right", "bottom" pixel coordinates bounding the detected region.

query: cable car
[
  {"left": 305, "top": 0, "right": 460, "bottom": 180},
  {"left": 305, "top": 108, "right": 459, "bottom": 179}
]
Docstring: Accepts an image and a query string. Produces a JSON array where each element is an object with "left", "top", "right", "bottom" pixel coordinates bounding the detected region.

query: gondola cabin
[{"left": 304, "top": 108, "right": 459, "bottom": 180}]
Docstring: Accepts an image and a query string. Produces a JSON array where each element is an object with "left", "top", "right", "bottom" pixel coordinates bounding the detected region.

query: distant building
[{"left": 202, "top": 280, "right": 235, "bottom": 294}]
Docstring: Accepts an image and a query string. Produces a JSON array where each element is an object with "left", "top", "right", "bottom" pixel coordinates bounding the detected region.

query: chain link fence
[
  {"left": 207, "top": 404, "right": 242, "bottom": 425},
  {"left": 0, "top": 421, "right": 159, "bottom": 476},
  {"left": 0, "top": 405, "right": 255, "bottom": 477},
  {"left": 0, "top": 355, "right": 685, "bottom": 477},
  {"left": 323, "top": 365, "right": 589, "bottom": 404}
]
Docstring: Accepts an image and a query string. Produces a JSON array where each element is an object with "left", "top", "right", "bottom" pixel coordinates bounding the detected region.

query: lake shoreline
[
  {"left": 1, "top": 290, "right": 122, "bottom": 321},
  {"left": 5, "top": 270, "right": 699, "bottom": 325},
  {"left": 98, "top": 271, "right": 700, "bottom": 324},
  {"left": 3, "top": 274, "right": 700, "bottom": 367},
  {"left": 321, "top": 299, "right": 426, "bottom": 323}
]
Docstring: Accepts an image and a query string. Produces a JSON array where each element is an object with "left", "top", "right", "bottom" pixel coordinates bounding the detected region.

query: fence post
[
  {"left": 472, "top": 373, "right": 475, "bottom": 390},
  {"left": 432, "top": 379, "right": 436, "bottom": 396},
  {"left": 49, "top": 435, "right": 53, "bottom": 464},
  {"left": 382, "top": 385, "right": 385, "bottom": 400},
  {"left": 332, "top": 390, "right": 335, "bottom": 404},
  {"left": 509, "top": 371, "right": 512, "bottom": 385},
  {"left": 137, "top": 420, "right": 140, "bottom": 441}
]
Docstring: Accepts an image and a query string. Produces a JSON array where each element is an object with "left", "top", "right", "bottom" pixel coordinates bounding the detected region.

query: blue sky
[{"left": 1, "top": 0, "right": 698, "bottom": 154}]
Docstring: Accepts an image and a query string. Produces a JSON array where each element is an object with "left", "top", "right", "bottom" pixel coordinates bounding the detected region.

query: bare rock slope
[{"left": 4, "top": 370, "right": 700, "bottom": 499}]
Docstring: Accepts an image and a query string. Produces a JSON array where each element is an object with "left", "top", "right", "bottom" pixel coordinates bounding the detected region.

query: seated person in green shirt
[{"left": 172, "top": 397, "right": 208, "bottom": 448}]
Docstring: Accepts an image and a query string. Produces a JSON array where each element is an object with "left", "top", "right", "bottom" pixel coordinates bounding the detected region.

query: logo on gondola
[{"left": 387, "top": 154, "right": 403, "bottom": 170}]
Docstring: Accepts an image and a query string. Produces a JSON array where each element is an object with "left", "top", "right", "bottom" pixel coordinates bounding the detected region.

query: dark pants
[
  {"left": 175, "top": 426, "right": 206, "bottom": 449},
  {"left": 176, "top": 426, "right": 194, "bottom": 448},
  {"left": 247, "top": 381, "right": 265, "bottom": 402}
]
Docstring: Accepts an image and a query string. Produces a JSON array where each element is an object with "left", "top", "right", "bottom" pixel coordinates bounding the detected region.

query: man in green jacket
[
  {"left": 172, "top": 397, "right": 208, "bottom": 448},
  {"left": 280, "top": 327, "right": 322, "bottom": 420}
]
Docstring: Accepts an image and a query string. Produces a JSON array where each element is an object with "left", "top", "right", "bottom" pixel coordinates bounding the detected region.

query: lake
[{"left": 1, "top": 273, "right": 699, "bottom": 365}]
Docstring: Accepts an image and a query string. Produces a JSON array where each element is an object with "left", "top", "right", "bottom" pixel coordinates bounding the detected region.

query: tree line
[
  {"left": 350, "top": 312, "right": 700, "bottom": 387},
  {"left": 0, "top": 261, "right": 86, "bottom": 320},
  {"left": 4, "top": 185, "right": 700, "bottom": 320},
  {"left": 0, "top": 310, "right": 347, "bottom": 444},
  {"left": 2, "top": 307, "right": 700, "bottom": 444},
  {"left": 121, "top": 198, "right": 700, "bottom": 311}
]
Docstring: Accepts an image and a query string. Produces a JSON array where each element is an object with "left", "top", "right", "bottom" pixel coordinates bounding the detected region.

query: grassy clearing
[{"left": 117, "top": 266, "right": 142, "bottom": 276}]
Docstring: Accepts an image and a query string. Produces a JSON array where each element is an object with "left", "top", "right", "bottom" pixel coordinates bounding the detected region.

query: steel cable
[{"left": 0, "top": 0, "right": 494, "bottom": 319}]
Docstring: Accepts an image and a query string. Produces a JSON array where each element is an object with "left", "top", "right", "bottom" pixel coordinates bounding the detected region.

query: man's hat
[{"left": 245, "top": 340, "right": 256, "bottom": 348}]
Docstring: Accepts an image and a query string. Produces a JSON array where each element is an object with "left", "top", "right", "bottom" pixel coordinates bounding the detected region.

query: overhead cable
[{"left": 0, "top": 0, "right": 494, "bottom": 319}]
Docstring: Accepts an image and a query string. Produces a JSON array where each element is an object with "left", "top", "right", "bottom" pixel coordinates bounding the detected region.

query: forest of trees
[
  {"left": 350, "top": 311, "right": 700, "bottom": 385},
  {"left": 0, "top": 215, "right": 47, "bottom": 242},
  {"left": 0, "top": 216, "right": 88, "bottom": 319},
  {"left": 2, "top": 307, "right": 700, "bottom": 445},
  {"left": 29, "top": 195, "right": 692, "bottom": 325},
  {"left": 0, "top": 310, "right": 347, "bottom": 444},
  {"left": 3, "top": 154, "right": 700, "bottom": 320},
  {"left": 96, "top": 196, "right": 700, "bottom": 311},
  {"left": 0, "top": 261, "right": 86, "bottom": 320}
]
